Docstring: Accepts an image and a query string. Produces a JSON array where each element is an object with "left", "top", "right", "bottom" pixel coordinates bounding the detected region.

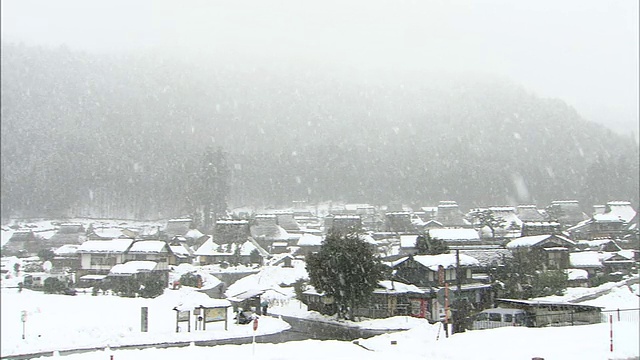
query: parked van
[{"left": 471, "top": 308, "right": 527, "bottom": 330}]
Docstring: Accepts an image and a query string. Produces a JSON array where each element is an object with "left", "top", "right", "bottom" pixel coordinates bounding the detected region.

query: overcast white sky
[{"left": 1, "top": 0, "right": 638, "bottom": 139}]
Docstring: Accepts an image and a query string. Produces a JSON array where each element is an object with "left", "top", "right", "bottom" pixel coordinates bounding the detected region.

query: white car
[{"left": 471, "top": 308, "right": 527, "bottom": 330}]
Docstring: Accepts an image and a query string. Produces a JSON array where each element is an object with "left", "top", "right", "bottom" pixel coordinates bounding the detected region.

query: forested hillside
[{"left": 1, "top": 43, "right": 638, "bottom": 219}]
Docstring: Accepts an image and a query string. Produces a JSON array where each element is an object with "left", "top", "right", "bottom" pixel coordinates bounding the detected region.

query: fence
[
  {"left": 601, "top": 308, "right": 640, "bottom": 324},
  {"left": 467, "top": 308, "right": 639, "bottom": 331}
]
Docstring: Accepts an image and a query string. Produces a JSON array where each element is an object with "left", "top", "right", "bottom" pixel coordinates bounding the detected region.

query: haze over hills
[{"left": 1, "top": 43, "right": 638, "bottom": 219}]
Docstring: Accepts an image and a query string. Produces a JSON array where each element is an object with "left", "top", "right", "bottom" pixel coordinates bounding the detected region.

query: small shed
[
  {"left": 495, "top": 298, "right": 602, "bottom": 327},
  {"left": 174, "top": 297, "right": 232, "bottom": 332}
]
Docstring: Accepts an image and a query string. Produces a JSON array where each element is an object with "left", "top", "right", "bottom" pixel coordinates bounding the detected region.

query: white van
[{"left": 471, "top": 308, "right": 527, "bottom": 330}]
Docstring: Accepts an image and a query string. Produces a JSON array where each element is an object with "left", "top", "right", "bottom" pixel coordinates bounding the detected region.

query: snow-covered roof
[
  {"left": 570, "top": 251, "right": 605, "bottom": 268},
  {"left": 428, "top": 228, "right": 480, "bottom": 241},
  {"left": 169, "top": 244, "right": 193, "bottom": 257},
  {"left": 296, "top": 233, "right": 323, "bottom": 246},
  {"left": 505, "top": 234, "right": 574, "bottom": 249},
  {"left": 458, "top": 248, "right": 512, "bottom": 267},
  {"left": 225, "top": 262, "right": 309, "bottom": 298},
  {"left": 376, "top": 280, "right": 425, "bottom": 294},
  {"left": 91, "top": 228, "right": 124, "bottom": 239},
  {"left": 53, "top": 244, "right": 80, "bottom": 256},
  {"left": 169, "top": 263, "right": 222, "bottom": 290},
  {"left": 605, "top": 201, "right": 636, "bottom": 223},
  {"left": 109, "top": 261, "right": 158, "bottom": 275},
  {"left": 184, "top": 228, "right": 204, "bottom": 239},
  {"left": 77, "top": 239, "right": 133, "bottom": 253},
  {"left": 400, "top": 235, "right": 418, "bottom": 248},
  {"left": 395, "top": 253, "right": 480, "bottom": 271},
  {"left": 592, "top": 213, "right": 625, "bottom": 222},
  {"left": 168, "top": 218, "right": 192, "bottom": 223},
  {"left": 173, "top": 289, "right": 231, "bottom": 311},
  {"left": 618, "top": 250, "right": 635, "bottom": 260},
  {"left": 359, "top": 234, "right": 376, "bottom": 244},
  {"left": 216, "top": 219, "right": 249, "bottom": 225},
  {"left": 250, "top": 223, "right": 290, "bottom": 240},
  {"left": 128, "top": 240, "right": 167, "bottom": 253},
  {"left": 79, "top": 274, "right": 108, "bottom": 281}
]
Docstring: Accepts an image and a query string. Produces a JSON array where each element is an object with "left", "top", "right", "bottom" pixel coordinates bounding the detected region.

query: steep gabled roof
[
  {"left": 429, "top": 228, "right": 480, "bottom": 241},
  {"left": 394, "top": 253, "right": 480, "bottom": 271},
  {"left": 506, "top": 234, "right": 575, "bottom": 249},
  {"left": 77, "top": 238, "right": 133, "bottom": 253},
  {"left": 127, "top": 240, "right": 169, "bottom": 254}
]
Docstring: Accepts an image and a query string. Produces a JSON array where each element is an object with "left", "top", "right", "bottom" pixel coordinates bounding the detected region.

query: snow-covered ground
[
  {"left": 0, "top": 287, "right": 290, "bottom": 357},
  {"left": 2, "top": 279, "right": 638, "bottom": 359}
]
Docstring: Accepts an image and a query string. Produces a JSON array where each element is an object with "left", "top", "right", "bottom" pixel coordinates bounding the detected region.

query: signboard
[
  {"left": 177, "top": 311, "right": 190, "bottom": 322},
  {"left": 253, "top": 318, "right": 259, "bottom": 331},
  {"left": 21, "top": 310, "right": 27, "bottom": 322},
  {"left": 204, "top": 307, "right": 226, "bottom": 322},
  {"left": 409, "top": 298, "right": 427, "bottom": 318},
  {"left": 437, "top": 288, "right": 456, "bottom": 305}
]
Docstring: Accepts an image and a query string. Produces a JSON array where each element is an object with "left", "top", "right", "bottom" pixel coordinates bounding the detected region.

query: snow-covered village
[
  {"left": 1, "top": 200, "right": 639, "bottom": 359},
  {"left": 2, "top": 1, "right": 640, "bottom": 359}
]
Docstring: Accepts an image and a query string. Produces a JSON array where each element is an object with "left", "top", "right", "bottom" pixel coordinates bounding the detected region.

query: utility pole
[{"left": 454, "top": 249, "right": 462, "bottom": 334}]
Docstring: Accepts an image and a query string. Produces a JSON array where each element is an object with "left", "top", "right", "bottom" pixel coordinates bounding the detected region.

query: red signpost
[
  {"left": 251, "top": 316, "right": 259, "bottom": 356},
  {"left": 609, "top": 315, "right": 613, "bottom": 352}
]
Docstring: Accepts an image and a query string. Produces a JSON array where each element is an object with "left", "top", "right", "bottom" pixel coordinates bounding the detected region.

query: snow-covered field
[
  {"left": 0, "top": 287, "right": 290, "bottom": 357},
  {"left": 2, "top": 281, "right": 638, "bottom": 359}
]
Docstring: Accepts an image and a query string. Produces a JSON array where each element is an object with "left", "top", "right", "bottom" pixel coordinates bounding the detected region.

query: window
[
  {"left": 515, "top": 313, "right": 525, "bottom": 325},
  {"left": 489, "top": 313, "right": 502, "bottom": 322},
  {"left": 503, "top": 314, "right": 513, "bottom": 322},
  {"left": 475, "top": 313, "right": 489, "bottom": 321}
]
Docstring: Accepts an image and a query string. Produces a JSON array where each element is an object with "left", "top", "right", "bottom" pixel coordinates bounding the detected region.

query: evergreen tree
[
  {"left": 306, "top": 229, "right": 388, "bottom": 321},
  {"left": 43, "top": 277, "right": 66, "bottom": 294},
  {"left": 179, "top": 272, "right": 200, "bottom": 287},
  {"left": 416, "top": 232, "right": 449, "bottom": 255},
  {"left": 489, "top": 250, "right": 568, "bottom": 299},
  {"left": 468, "top": 209, "right": 506, "bottom": 239},
  {"left": 189, "top": 146, "right": 230, "bottom": 232}
]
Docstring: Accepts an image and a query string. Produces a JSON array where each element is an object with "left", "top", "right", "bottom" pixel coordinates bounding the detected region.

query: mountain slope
[{"left": 1, "top": 43, "right": 638, "bottom": 218}]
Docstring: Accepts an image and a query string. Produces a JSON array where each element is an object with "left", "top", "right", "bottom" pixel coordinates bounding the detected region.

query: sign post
[
  {"left": 141, "top": 307, "right": 148, "bottom": 333},
  {"left": 609, "top": 315, "right": 613, "bottom": 352},
  {"left": 252, "top": 317, "right": 259, "bottom": 356},
  {"left": 21, "top": 310, "right": 27, "bottom": 340}
]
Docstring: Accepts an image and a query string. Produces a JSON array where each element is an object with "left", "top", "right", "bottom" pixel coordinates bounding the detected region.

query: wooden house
[
  {"left": 353, "top": 280, "right": 430, "bottom": 319},
  {"left": 324, "top": 214, "right": 362, "bottom": 233},
  {"left": 392, "top": 253, "right": 492, "bottom": 322},
  {"left": 163, "top": 218, "right": 192, "bottom": 239},
  {"left": 194, "top": 236, "right": 269, "bottom": 266},
  {"left": 46, "top": 223, "right": 86, "bottom": 247},
  {"left": 52, "top": 244, "right": 80, "bottom": 271},
  {"left": 548, "top": 200, "right": 589, "bottom": 228},
  {"left": 384, "top": 212, "right": 415, "bottom": 234},
  {"left": 435, "top": 201, "right": 469, "bottom": 227},
  {"left": 75, "top": 238, "right": 133, "bottom": 278},
  {"left": 568, "top": 213, "right": 627, "bottom": 240},
  {"left": 125, "top": 240, "right": 173, "bottom": 268},
  {"left": 505, "top": 234, "right": 576, "bottom": 270},
  {"left": 1, "top": 230, "right": 46, "bottom": 257}
]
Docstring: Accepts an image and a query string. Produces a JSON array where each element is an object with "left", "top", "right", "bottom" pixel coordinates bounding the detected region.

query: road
[{"left": 1, "top": 315, "right": 390, "bottom": 360}]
